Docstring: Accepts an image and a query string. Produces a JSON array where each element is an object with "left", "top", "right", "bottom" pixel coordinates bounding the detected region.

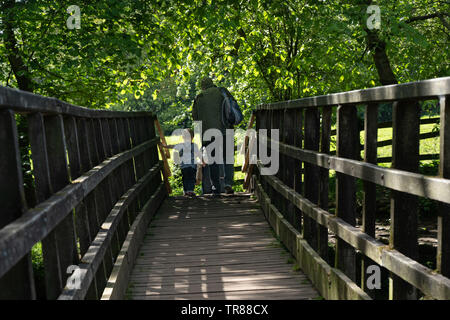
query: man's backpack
[{"left": 219, "top": 87, "right": 243, "bottom": 127}]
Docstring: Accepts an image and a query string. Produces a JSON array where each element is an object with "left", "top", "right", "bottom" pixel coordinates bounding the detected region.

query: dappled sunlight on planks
[{"left": 127, "top": 195, "right": 319, "bottom": 300}]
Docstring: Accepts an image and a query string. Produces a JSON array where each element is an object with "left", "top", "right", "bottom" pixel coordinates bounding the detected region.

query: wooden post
[
  {"left": 123, "top": 118, "right": 137, "bottom": 188},
  {"left": 283, "top": 109, "right": 295, "bottom": 227},
  {"left": 101, "top": 119, "right": 114, "bottom": 157},
  {"left": 132, "top": 118, "right": 146, "bottom": 181},
  {"left": 109, "top": 119, "right": 120, "bottom": 156},
  {"left": 115, "top": 118, "right": 133, "bottom": 241},
  {"left": 42, "top": 114, "right": 79, "bottom": 299},
  {"left": 100, "top": 119, "right": 122, "bottom": 260},
  {"left": 257, "top": 111, "right": 266, "bottom": 192},
  {"left": 27, "top": 113, "right": 60, "bottom": 299},
  {"left": 389, "top": 100, "right": 420, "bottom": 300},
  {"left": 242, "top": 113, "right": 256, "bottom": 173},
  {"left": 64, "top": 116, "right": 91, "bottom": 257},
  {"left": 361, "top": 103, "right": 379, "bottom": 295},
  {"left": 158, "top": 142, "right": 173, "bottom": 194},
  {"left": 0, "top": 110, "right": 36, "bottom": 300},
  {"left": 77, "top": 118, "right": 101, "bottom": 240},
  {"left": 293, "top": 109, "right": 303, "bottom": 233},
  {"left": 243, "top": 114, "right": 257, "bottom": 190},
  {"left": 93, "top": 119, "right": 106, "bottom": 162},
  {"left": 362, "top": 104, "right": 378, "bottom": 238},
  {"left": 64, "top": 117, "right": 82, "bottom": 180},
  {"left": 335, "top": 105, "right": 358, "bottom": 282},
  {"left": 278, "top": 109, "right": 287, "bottom": 219},
  {"left": 264, "top": 109, "right": 274, "bottom": 203},
  {"left": 92, "top": 119, "right": 115, "bottom": 283},
  {"left": 438, "top": 95, "right": 450, "bottom": 278},
  {"left": 318, "top": 106, "right": 332, "bottom": 261},
  {"left": 138, "top": 118, "right": 152, "bottom": 182},
  {"left": 88, "top": 119, "right": 100, "bottom": 166},
  {"left": 76, "top": 118, "right": 93, "bottom": 173},
  {"left": 155, "top": 118, "right": 171, "bottom": 159},
  {"left": 110, "top": 118, "right": 128, "bottom": 243},
  {"left": 124, "top": 118, "right": 138, "bottom": 231},
  {"left": 304, "top": 108, "right": 320, "bottom": 249},
  {"left": 269, "top": 109, "right": 278, "bottom": 209},
  {"left": 147, "top": 116, "right": 160, "bottom": 167}
]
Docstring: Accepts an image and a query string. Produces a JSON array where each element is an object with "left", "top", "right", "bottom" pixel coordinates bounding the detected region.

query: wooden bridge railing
[
  {"left": 0, "top": 86, "right": 166, "bottom": 300},
  {"left": 250, "top": 76, "right": 450, "bottom": 300}
]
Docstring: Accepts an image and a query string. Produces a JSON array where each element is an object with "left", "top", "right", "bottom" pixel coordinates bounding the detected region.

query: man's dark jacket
[{"left": 192, "top": 81, "right": 228, "bottom": 136}]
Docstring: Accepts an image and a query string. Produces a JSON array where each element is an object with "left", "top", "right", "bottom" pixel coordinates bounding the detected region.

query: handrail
[
  {"left": 256, "top": 76, "right": 450, "bottom": 110},
  {"left": 251, "top": 77, "right": 450, "bottom": 300},
  {"left": 0, "top": 86, "right": 166, "bottom": 300},
  {"left": 0, "top": 138, "right": 159, "bottom": 279},
  {"left": 0, "top": 86, "right": 153, "bottom": 118}
]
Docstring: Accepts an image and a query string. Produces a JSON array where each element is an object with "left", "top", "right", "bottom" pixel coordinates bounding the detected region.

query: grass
[
  {"left": 327, "top": 116, "right": 440, "bottom": 219},
  {"left": 329, "top": 116, "right": 440, "bottom": 168}
]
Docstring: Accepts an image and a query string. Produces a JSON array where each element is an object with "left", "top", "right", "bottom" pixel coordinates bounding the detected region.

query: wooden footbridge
[{"left": 0, "top": 77, "right": 450, "bottom": 300}]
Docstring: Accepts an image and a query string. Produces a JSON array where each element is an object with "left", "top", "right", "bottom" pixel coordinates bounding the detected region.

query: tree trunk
[
  {"left": 1, "top": 0, "right": 34, "bottom": 92},
  {"left": 362, "top": 0, "right": 398, "bottom": 85},
  {"left": 366, "top": 29, "right": 398, "bottom": 85}
]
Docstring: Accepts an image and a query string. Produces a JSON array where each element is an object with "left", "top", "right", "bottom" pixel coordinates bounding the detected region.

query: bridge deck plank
[{"left": 128, "top": 195, "right": 319, "bottom": 300}]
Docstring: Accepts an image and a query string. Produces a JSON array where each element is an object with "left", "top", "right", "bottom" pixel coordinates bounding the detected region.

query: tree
[{"left": 1, "top": 0, "right": 448, "bottom": 110}]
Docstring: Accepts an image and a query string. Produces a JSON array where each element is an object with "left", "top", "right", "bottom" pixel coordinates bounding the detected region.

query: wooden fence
[
  {"left": 0, "top": 86, "right": 166, "bottom": 300},
  {"left": 250, "top": 76, "right": 450, "bottom": 299},
  {"left": 329, "top": 116, "right": 441, "bottom": 163}
]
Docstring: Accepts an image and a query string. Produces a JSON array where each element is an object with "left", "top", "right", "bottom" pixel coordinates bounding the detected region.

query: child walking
[{"left": 162, "top": 128, "right": 202, "bottom": 197}]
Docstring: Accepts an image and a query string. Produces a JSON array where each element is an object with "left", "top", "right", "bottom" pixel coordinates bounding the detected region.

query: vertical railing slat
[
  {"left": 361, "top": 103, "right": 379, "bottom": 296},
  {"left": 77, "top": 118, "right": 101, "bottom": 242},
  {"left": 277, "top": 110, "right": 286, "bottom": 218},
  {"left": 318, "top": 106, "right": 332, "bottom": 261},
  {"left": 88, "top": 119, "right": 100, "bottom": 166},
  {"left": 390, "top": 99, "right": 420, "bottom": 299},
  {"left": 438, "top": 95, "right": 450, "bottom": 278},
  {"left": 86, "top": 119, "right": 111, "bottom": 299},
  {"left": 304, "top": 108, "right": 320, "bottom": 250},
  {"left": 94, "top": 119, "right": 107, "bottom": 162},
  {"left": 0, "top": 110, "right": 36, "bottom": 300},
  {"left": 284, "top": 109, "right": 296, "bottom": 228},
  {"left": 64, "top": 116, "right": 91, "bottom": 258},
  {"left": 293, "top": 109, "right": 303, "bottom": 233},
  {"left": 41, "top": 114, "right": 79, "bottom": 299},
  {"left": 335, "top": 105, "right": 358, "bottom": 282}
]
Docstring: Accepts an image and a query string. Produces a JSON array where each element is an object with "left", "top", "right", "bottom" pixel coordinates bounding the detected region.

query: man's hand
[{"left": 161, "top": 142, "right": 173, "bottom": 149}]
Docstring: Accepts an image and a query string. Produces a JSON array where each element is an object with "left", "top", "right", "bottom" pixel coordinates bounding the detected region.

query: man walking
[{"left": 192, "top": 77, "right": 234, "bottom": 195}]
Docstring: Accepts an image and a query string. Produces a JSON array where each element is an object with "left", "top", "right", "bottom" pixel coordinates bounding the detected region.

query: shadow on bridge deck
[{"left": 127, "top": 193, "right": 319, "bottom": 300}]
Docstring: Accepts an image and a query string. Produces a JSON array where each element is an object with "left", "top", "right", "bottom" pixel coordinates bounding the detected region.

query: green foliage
[
  {"left": 31, "top": 242, "right": 45, "bottom": 299},
  {"left": 2, "top": 0, "right": 447, "bottom": 121}
]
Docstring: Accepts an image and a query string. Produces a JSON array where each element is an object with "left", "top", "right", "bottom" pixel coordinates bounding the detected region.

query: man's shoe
[{"left": 224, "top": 185, "right": 234, "bottom": 195}]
